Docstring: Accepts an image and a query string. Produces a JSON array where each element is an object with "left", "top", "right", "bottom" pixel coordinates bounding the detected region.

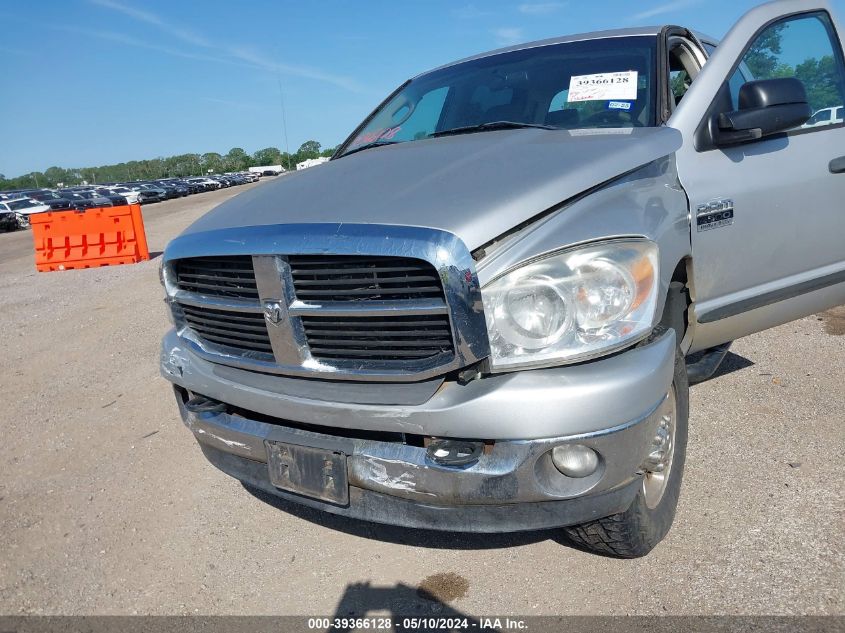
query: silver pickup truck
[{"left": 160, "top": 0, "right": 845, "bottom": 557}]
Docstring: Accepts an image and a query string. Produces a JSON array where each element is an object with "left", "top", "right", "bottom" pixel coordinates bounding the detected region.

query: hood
[
  {"left": 184, "top": 127, "right": 682, "bottom": 250},
  {"left": 19, "top": 204, "right": 51, "bottom": 215}
]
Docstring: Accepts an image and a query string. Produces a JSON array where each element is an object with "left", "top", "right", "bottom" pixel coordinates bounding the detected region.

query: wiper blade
[
  {"left": 429, "top": 121, "right": 557, "bottom": 138},
  {"left": 339, "top": 140, "right": 400, "bottom": 158}
]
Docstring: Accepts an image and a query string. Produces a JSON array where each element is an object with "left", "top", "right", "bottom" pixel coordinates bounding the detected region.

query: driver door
[{"left": 669, "top": 0, "right": 845, "bottom": 352}]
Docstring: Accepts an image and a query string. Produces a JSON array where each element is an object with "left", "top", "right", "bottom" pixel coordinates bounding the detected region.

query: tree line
[
  {"left": 745, "top": 24, "right": 840, "bottom": 112},
  {"left": 0, "top": 141, "right": 338, "bottom": 191}
]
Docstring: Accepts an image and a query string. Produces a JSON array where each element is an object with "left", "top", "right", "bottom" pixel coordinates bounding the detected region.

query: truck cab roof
[{"left": 424, "top": 26, "right": 718, "bottom": 77}]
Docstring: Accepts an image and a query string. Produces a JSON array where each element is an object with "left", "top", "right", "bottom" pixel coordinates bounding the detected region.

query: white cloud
[
  {"left": 492, "top": 27, "right": 525, "bottom": 46},
  {"left": 87, "top": 0, "right": 361, "bottom": 92},
  {"left": 518, "top": 2, "right": 565, "bottom": 15},
  {"left": 628, "top": 0, "right": 701, "bottom": 21},
  {"left": 227, "top": 46, "right": 363, "bottom": 93},
  {"left": 51, "top": 24, "right": 226, "bottom": 64},
  {"left": 89, "top": 0, "right": 210, "bottom": 47}
]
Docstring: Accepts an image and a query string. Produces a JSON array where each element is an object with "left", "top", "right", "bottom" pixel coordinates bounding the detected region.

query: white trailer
[
  {"left": 249, "top": 165, "right": 284, "bottom": 175},
  {"left": 295, "top": 157, "right": 330, "bottom": 171}
]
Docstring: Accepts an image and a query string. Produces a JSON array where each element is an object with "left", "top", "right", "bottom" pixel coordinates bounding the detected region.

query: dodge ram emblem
[{"left": 263, "top": 301, "right": 284, "bottom": 325}]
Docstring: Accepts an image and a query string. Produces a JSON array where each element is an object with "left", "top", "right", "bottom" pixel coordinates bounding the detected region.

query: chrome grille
[
  {"left": 174, "top": 256, "right": 259, "bottom": 299},
  {"left": 301, "top": 314, "right": 453, "bottom": 361},
  {"left": 289, "top": 255, "right": 454, "bottom": 362},
  {"left": 180, "top": 304, "right": 272, "bottom": 355},
  {"left": 288, "top": 256, "right": 444, "bottom": 301},
  {"left": 164, "top": 222, "right": 490, "bottom": 382}
]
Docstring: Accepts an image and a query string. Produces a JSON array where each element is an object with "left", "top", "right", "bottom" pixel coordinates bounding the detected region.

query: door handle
[{"left": 830, "top": 156, "right": 845, "bottom": 174}]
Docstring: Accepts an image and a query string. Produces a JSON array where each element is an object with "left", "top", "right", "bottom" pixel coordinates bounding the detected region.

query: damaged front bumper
[{"left": 161, "top": 328, "right": 677, "bottom": 532}]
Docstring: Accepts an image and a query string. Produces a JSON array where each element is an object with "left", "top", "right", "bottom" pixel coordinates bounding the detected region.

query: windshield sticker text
[
  {"left": 351, "top": 126, "right": 401, "bottom": 147},
  {"left": 567, "top": 71, "right": 638, "bottom": 102},
  {"left": 607, "top": 101, "right": 632, "bottom": 111}
]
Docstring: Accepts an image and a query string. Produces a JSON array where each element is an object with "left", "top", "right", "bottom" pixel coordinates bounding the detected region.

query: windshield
[
  {"left": 339, "top": 36, "right": 656, "bottom": 156},
  {"left": 8, "top": 199, "right": 37, "bottom": 210}
]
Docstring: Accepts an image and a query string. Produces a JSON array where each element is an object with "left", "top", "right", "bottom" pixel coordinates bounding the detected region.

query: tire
[{"left": 562, "top": 344, "right": 689, "bottom": 558}]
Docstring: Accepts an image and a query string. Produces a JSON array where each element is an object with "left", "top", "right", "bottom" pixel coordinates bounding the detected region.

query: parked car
[
  {"left": 802, "top": 105, "right": 844, "bottom": 127},
  {"left": 0, "top": 208, "right": 23, "bottom": 231},
  {"left": 159, "top": 2, "right": 844, "bottom": 558},
  {"left": 3, "top": 197, "right": 51, "bottom": 216},
  {"left": 56, "top": 191, "right": 101, "bottom": 210},
  {"left": 137, "top": 190, "right": 162, "bottom": 204},
  {"left": 173, "top": 180, "right": 202, "bottom": 195},
  {"left": 147, "top": 182, "right": 178, "bottom": 199},
  {"left": 89, "top": 190, "right": 128, "bottom": 206},
  {"left": 186, "top": 177, "right": 220, "bottom": 191},
  {"left": 123, "top": 183, "right": 166, "bottom": 203},
  {"left": 159, "top": 181, "right": 190, "bottom": 197},
  {"left": 25, "top": 189, "right": 75, "bottom": 210},
  {"left": 0, "top": 200, "right": 37, "bottom": 230},
  {"left": 62, "top": 190, "right": 114, "bottom": 208},
  {"left": 101, "top": 186, "right": 141, "bottom": 204},
  {"left": 96, "top": 188, "right": 133, "bottom": 205},
  {"left": 178, "top": 180, "right": 203, "bottom": 194},
  {"left": 141, "top": 184, "right": 169, "bottom": 200}
]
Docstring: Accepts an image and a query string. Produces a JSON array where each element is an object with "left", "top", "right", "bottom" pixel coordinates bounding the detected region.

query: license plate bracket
[{"left": 265, "top": 441, "right": 349, "bottom": 505}]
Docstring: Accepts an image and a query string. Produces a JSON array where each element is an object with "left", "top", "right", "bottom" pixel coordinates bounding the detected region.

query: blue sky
[{"left": 1, "top": 0, "right": 843, "bottom": 177}]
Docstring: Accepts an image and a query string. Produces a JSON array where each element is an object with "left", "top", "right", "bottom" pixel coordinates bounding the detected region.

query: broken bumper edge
[{"left": 200, "top": 442, "right": 641, "bottom": 533}]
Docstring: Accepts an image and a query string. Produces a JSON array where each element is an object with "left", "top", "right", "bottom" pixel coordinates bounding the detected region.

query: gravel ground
[{"left": 0, "top": 183, "right": 842, "bottom": 617}]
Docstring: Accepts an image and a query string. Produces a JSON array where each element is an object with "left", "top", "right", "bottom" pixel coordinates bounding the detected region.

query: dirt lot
[{"left": 0, "top": 183, "right": 842, "bottom": 616}]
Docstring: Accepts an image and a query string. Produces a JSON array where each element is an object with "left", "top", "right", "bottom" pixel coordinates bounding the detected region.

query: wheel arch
[{"left": 658, "top": 257, "right": 693, "bottom": 352}]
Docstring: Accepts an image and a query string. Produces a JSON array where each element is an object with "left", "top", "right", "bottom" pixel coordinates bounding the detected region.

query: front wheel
[{"left": 562, "top": 345, "right": 689, "bottom": 558}]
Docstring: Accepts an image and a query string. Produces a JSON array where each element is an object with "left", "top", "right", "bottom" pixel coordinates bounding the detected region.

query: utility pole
[{"left": 276, "top": 72, "right": 292, "bottom": 172}]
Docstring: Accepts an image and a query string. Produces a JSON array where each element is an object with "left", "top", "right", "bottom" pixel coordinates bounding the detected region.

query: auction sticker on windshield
[{"left": 567, "top": 71, "right": 638, "bottom": 102}]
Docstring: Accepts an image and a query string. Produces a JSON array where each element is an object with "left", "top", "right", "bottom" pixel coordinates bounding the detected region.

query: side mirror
[{"left": 713, "top": 78, "right": 811, "bottom": 146}]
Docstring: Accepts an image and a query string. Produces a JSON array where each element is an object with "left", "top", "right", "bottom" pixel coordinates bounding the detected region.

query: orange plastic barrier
[{"left": 30, "top": 204, "right": 150, "bottom": 272}]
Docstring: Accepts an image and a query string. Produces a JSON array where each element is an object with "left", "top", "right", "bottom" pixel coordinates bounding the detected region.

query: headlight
[{"left": 481, "top": 240, "right": 659, "bottom": 371}]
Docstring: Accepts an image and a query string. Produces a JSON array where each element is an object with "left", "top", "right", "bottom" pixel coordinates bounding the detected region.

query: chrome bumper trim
[{"left": 161, "top": 328, "right": 676, "bottom": 440}]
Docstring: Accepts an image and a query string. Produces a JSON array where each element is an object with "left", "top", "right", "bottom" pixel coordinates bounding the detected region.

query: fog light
[{"left": 551, "top": 444, "right": 599, "bottom": 478}]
